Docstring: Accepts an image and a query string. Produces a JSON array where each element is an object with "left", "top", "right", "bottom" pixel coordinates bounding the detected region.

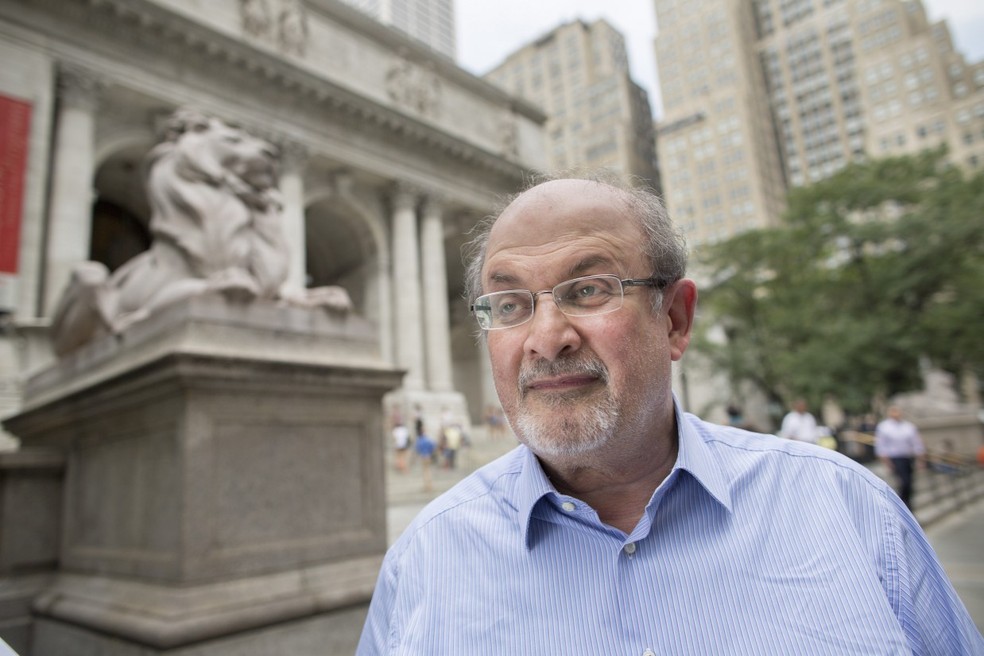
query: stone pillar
[
  {"left": 278, "top": 142, "right": 309, "bottom": 293},
  {"left": 390, "top": 184, "right": 425, "bottom": 389},
  {"left": 420, "top": 196, "right": 453, "bottom": 392},
  {"left": 44, "top": 65, "right": 101, "bottom": 315}
]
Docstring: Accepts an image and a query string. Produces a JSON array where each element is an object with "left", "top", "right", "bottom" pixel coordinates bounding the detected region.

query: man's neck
[{"left": 538, "top": 420, "right": 679, "bottom": 534}]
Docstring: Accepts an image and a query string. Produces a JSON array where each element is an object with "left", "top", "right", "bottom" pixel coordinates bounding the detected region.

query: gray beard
[{"left": 512, "top": 357, "right": 620, "bottom": 459}]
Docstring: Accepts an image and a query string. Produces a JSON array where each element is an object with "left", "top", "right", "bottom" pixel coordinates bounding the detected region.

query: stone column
[
  {"left": 44, "top": 65, "right": 101, "bottom": 315},
  {"left": 420, "top": 196, "right": 454, "bottom": 392},
  {"left": 390, "top": 184, "right": 425, "bottom": 390},
  {"left": 279, "top": 141, "right": 309, "bottom": 293}
]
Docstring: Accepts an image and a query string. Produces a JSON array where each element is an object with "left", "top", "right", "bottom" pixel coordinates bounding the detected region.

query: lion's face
[{"left": 174, "top": 118, "right": 280, "bottom": 193}]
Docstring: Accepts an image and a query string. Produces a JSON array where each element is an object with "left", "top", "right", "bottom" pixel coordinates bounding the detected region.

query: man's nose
[{"left": 522, "top": 294, "right": 581, "bottom": 361}]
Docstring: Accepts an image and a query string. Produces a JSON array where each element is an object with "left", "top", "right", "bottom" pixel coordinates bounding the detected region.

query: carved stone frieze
[
  {"left": 240, "top": 0, "right": 308, "bottom": 57},
  {"left": 57, "top": 64, "right": 104, "bottom": 111},
  {"left": 49, "top": 0, "right": 528, "bottom": 182},
  {"left": 497, "top": 114, "right": 519, "bottom": 159},
  {"left": 385, "top": 57, "right": 442, "bottom": 118},
  {"left": 274, "top": 138, "right": 310, "bottom": 174},
  {"left": 391, "top": 182, "right": 420, "bottom": 213}
]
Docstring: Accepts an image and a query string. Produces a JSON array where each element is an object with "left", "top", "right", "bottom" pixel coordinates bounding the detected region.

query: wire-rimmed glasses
[{"left": 470, "top": 274, "right": 669, "bottom": 331}]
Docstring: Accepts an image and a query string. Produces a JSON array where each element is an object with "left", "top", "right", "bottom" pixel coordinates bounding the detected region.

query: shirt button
[
  {"left": 624, "top": 542, "right": 637, "bottom": 555},
  {"left": 642, "top": 650, "right": 656, "bottom": 656},
  {"left": 561, "top": 501, "right": 576, "bottom": 512}
]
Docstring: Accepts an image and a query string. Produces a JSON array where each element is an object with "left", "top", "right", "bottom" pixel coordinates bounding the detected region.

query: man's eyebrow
[
  {"left": 568, "top": 255, "right": 617, "bottom": 277},
  {"left": 488, "top": 272, "right": 521, "bottom": 287}
]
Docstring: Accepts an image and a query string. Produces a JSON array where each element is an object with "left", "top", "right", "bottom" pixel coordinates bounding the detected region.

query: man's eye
[
  {"left": 493, "top": 295, "right": 528, "bottom": 316},
  {"left": 573, "top": 284, "right": 600, "bottom": 297},
  {"left": 497, "top": 302, "right": 518, "bottom": 315}
]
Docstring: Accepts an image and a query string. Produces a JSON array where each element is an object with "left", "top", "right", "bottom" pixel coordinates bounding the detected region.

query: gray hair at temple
[{"left": 462, "top": 170, "right": 688, "bottom": 315}]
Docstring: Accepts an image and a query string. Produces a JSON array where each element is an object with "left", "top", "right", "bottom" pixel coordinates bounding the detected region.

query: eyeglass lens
[{"left": 474, "top": 274, "right": 627, "bottom": 330}]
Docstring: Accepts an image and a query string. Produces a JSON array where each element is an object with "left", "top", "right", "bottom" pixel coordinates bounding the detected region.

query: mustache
[{"left": 518, "top": 357, "right": 609, "bottom": 397}]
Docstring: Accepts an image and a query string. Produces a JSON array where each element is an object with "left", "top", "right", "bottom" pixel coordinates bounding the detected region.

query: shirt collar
[
  {"left": 514, "top": 395, "right": 733, "bottom": 549},
  {"left": 672, "top": 396, "right": 733, "bottom": 514}
]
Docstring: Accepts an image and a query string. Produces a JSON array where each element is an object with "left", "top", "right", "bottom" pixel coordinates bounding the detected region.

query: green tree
[{"left": 696, "top": 149, "right": 984, "bottom": 415}]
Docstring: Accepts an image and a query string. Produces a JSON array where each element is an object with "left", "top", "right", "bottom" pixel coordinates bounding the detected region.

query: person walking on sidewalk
[
  {"left": 413, "top": 426, "right": 436, "bottom": 493},
  {"left": 358, "top": 172, "right": 983, "bottom": 654},
  {"left": 779, "top": 398, "right": 819, "bottom": 443},
  {"left": 876, "top": 404, "right": 926, "bottom": 510}
]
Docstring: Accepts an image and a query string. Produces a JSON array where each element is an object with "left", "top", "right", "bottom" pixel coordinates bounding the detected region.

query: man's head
[
  {"left": 464, "top": 172, "right": 697, "bottom": 464},
  {"left": 793, "top": 399, "right": 808, "bottom": 414},
  {"left": 887, "top": 405, "right": 903, "bottom": 421}
]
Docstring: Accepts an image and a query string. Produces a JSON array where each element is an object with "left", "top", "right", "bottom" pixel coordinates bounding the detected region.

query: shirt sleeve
[
  {"left": 882, "top": 492, "right": 984, "bottom": 654},
  {"left": 357, "top": 549, "right": 401, "bottom": 655}
]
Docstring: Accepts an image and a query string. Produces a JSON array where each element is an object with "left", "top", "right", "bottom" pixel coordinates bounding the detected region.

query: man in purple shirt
[{"left": 875, "top": 404, "right": 926, "bottom": 509}]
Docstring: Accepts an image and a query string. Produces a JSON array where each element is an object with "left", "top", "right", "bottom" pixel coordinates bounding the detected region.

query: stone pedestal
[{"left": 1, "top": 295, "right": 402, "bottom": 654}]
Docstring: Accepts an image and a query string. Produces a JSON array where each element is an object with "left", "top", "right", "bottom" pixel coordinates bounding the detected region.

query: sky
[{"left": 456, "top": 0, "right": 984, "bottom": 120}]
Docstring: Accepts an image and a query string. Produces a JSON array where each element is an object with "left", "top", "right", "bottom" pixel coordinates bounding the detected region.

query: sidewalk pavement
[
  {"left": 385, "top": 428, "right": 984, "bottom": 631},
  {"left": 925, "top": 497, "right": 984, "bottom": 633}
]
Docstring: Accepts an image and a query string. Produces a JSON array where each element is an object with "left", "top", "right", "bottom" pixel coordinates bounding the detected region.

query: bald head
[{"left": 464, "top": 173, "right": 687, "bottom": 308}]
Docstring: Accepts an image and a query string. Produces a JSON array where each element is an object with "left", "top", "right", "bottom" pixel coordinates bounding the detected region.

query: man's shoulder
[
  {"left": 685, "top": 413, "right": 882, "bottom": 484},
  {"left": 397, "top": 446, "right": 526, "bottom": 540}
]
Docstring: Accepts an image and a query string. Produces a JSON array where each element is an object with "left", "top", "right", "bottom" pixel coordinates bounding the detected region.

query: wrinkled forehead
[{"left": 486, "top": 179, "right": 640, "bottom": 257}]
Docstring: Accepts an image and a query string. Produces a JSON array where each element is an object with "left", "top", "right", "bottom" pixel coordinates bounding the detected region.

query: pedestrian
[
  {"left": 414, "top": 426, "right": 436, "bottom": 493},
  {"left": 875, "top": 404, "right": 926, "bottom": 510},
  {"left": 411, "top": 403, "right": 424, "bottom": 438},
  {"left": 484, "top": 405, "right": 502, "bottom": 439},
  {"left": 441, "top": 423, "right": 463, "bottom": 469},
  {"left": 358, "top": 172, "right": 982, "bottom": 653},
  {"left": 391, "top": 420, "right": 410, "bottom": 473},
  {"left": 778, "top": 397, "right": 819, "bottom": 443}
]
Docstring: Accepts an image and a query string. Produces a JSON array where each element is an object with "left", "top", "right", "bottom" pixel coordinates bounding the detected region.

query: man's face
[{"left": 480, "top": 180, "right": 694, "bottom": 461}]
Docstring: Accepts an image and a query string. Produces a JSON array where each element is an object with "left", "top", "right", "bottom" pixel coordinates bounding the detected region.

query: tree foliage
[{"left": 695, "top": 149, "right": 984, "bottom": 415}]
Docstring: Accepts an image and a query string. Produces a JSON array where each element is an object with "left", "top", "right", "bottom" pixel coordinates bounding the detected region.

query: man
[
  {"left": 875, "top": 404, "right": 926, "bottom": 509},
  {"left": 358, "top": 173, "right": 982, "bottom": 654},
  {"left": 779, "top": 398, "right": 819, "bottom": 443}
]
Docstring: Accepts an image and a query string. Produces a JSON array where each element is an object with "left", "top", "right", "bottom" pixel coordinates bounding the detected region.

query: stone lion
[{"left": 51, "top": 108, "right": 348, "bottom": 357}]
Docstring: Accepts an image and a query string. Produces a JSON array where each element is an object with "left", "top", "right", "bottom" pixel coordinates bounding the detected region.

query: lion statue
[{"left": 51, "top": 108, "right": 350, "bottom": 357}]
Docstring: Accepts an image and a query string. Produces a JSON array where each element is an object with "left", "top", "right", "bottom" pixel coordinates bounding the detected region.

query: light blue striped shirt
[{"left": 358, "top": 402, "right": 983, "bottom": 655}]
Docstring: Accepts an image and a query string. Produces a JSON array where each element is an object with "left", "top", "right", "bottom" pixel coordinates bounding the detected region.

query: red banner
[{"left": 0, "top": 94, "right": 32, "bottom": 274}]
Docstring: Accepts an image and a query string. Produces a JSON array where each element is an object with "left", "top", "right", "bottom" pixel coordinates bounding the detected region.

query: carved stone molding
[
  {"left": 57, "top": 64, "right": 104, "bottom": 112},
  {"left": 497, "top": 114, "right": 519, "bottom": 159},
  {"left": 391, "top": 182, "right": 419, "bottom": 213},
  {"left": 385, "top": 56, "right": 442, "bottom": 118},
  {"left": 421, "top": 193, "right": 445, "bottom": 219},
  {"left": 240, "top": 0, "right": 308, "bottom": 57},
  {"left": 55, "top": 0, "right": 528, "bottom": 183},
  {"left": 278, "top": 0, "right": 308, "bottom": 57},
  {"left": 276, "top": 138, "right": 310, "bottom": 174}
]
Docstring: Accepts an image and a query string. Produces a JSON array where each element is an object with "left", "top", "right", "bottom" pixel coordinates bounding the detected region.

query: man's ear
[{"left": 664, "top": 279, "right": 697, "bottom": 361}]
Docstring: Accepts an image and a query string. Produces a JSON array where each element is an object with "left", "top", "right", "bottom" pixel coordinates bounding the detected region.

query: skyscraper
[
  {"left": 339, "top": 0, "right": 456, "bottom": 59},
  {"left": 655, "top": 0, "right": 984, "bottom": 246},
  {"left": 485, "top": 19, "right": 661, "bottom": 190}
]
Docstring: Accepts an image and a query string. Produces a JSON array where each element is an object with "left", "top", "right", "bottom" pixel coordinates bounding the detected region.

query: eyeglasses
[{"left": 470, "top": 274, "right": 670, "bottom": 331}]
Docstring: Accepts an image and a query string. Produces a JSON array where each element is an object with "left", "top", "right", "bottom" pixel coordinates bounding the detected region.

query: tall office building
[
  {"left": 339, "top": 0, "right": 456, "bottom": 59},
  {"left": 655, "top": 0, "right": 984, "bottom": 246},
  {"left": 485, "top": 19, "right": 661, "bottom": 190}
]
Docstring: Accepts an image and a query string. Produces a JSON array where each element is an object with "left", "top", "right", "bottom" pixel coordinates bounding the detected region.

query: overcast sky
[{"left": 456, "top": 0, "right": 984, "bottom": 120}]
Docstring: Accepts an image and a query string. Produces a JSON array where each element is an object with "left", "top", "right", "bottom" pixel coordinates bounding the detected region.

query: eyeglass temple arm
[{"left": 623, "top": 276, "right": 675, "bottom": 289}]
